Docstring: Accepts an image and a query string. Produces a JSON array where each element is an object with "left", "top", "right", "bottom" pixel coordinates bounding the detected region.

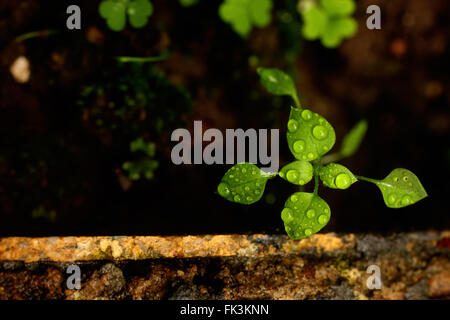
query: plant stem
[
  {"left": 355, "top": 175, "right": 379, "bottom": 184},
  {"left": 114, "top": 52, "right": 171, "bottom": 63},
  {"left": 292, "top": 92, "right": 301, "bottom": 109},
  {"left": 313, "top": 157, "right": 322, "bottom": 195},
  {"left": 321, "top": 152, "right": 344, "bottom": 165}
]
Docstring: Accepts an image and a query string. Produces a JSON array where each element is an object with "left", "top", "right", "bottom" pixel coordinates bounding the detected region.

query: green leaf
[
  {"left": 319, "top": 163, "right": 357, "bottom": 189},
  {"left": 219, "top": 0, "right": 273, "bottom": 37},
  {"left": 340, "top": 119, "right": 367, "bottom": 157},
  {"left": 179, "top": 0, "right": 199, "bottom": 7},
  {"left": 286, "top": 107, "right": 336, "bottom": 161},
  {"left": 301, "top": 7, "right": 328, "bottom": 40},
  {"left": 333, "top": 17, "right": 358, "bottom": 38},
  {"left": 105, "top": 2, "right": 127, "bottom": 31},
  {"left": 281, "top": 192, "right": 331, "bottom": 239},
  {"left": 320, "top": 0, "right": 356, "bottom": 16},
  {"left": 99, "top": 0, "right": 115, "bottom": 18},
  {"left": 217, "top": 163, "right": 275, "bottom": 204},
  {"left": 130, "top": 0, "right": 153, "bottom": 17},
  {"left": 129, "top": 12, "right": 149, "bottom": 28},
  {"left": 278, "top": 160, "right": 313, "bottom": 186},
  {"left": 257, "top": 68, "right": 300, "bottom": 106},
  {"left": 373, "top": 168, "right": 428, "bottom": 208}
]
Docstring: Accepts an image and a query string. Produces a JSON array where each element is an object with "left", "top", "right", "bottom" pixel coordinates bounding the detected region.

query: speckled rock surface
[{"left": 0, "top": 232, "right": 449, "bottom": 300}]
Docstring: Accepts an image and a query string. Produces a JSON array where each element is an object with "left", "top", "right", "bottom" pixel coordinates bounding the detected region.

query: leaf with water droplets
[
  {"left": 319, "top": 163, "right": 357, "bottom": 189},
  {"left": 281, "top": 192, "right": 331, "bottom": 239},
  {"left": 278, "top": 160, "right": 313, "bottom": 186},
  {"left": 257, "top": 68, "right": 299, "bottom": 106},
  {"left": 340, "top": 119, "right": 367, "bottom": 158},
  {"left": 217, "top": 163, "right": 275, "bottom": 205},
  {"left": 286, "top": 107, "right": 336, "bottom": 161},
  {"left": 374, "top": 168, "right": 428, "bottom": 208}
]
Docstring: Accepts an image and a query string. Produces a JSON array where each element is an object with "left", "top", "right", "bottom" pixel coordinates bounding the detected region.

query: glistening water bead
[
  {"left": 334, "top": 173, "right": 351, "bottom": 189},
  {"left": 312, "top": 125, "right": 328, "bottom": 140},
  {"left": 281, "top": 208, "right": 294, "bottom": 223},
  {"left": 287, "top": 119, "right": 298, "bottom": 132},
  {"left": 286, "top": 170, "right": 299, "bottom": 183},
  {"left": 217, "top": 182, "right": 230, "bottom": 196},
  {"left": 293, "top": 140, "right": 305, "bottom": 153},
  {"left": 301, "top": 109, "right": 312, "bottom": 121}
]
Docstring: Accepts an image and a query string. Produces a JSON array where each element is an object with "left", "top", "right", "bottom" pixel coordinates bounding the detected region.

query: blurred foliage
[
  {"left": 179, "top": 0, "right": 199, "bottom": 7},
  {"left": 122, "top": 137, "right": 159, "bottom": 180},
  {"left": 299, "top": 0, "right": 357, "bottom": 48},
  {"left": 99, "top": 0, "right": 154, "bottom": 31},
  {"left": 219, "top": 0, "right": 273, "bottom": 37}
]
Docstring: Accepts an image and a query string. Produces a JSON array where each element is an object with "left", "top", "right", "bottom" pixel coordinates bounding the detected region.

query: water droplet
[
  {"left": 242, "top": 168, "right": 247, "bottom": 173},
  {"left": 252, "top": 170, "right": 257, "bottom": 175},
  {"left": 287, "top": 119, "right": 299, "bottom": 132},
  {"left": 229, "top": 174, "right": 234, "bottom": 179},
  {"left": 217, "top": 182, "right": 230, "bottom": 197},
  {"left": 286, "top": 170, "right": 299, "bottom": 183},
  {"left": 408, "top": 182, "right": 412, "bottom": 187},
  {"left": 334, "top": 173, "right": 351, "bottom": 189},
  {"left": 318, "top": 215, "right": 328, "bottom": 225},
  {"left": 322, "top": 146, "right": 328, "bottom": 151},
  {"left": 393, "top": 176, "right": 399, "bottom": 182},
  {"left": 307, "top": 152, "right": 315, "bottom": 160},
  {"left": 306, "top": 209, "right": 315, "bottom": 218},
  {"left": 293, "top": 140, "right": 305, "bottom": 153},
  {"left": 299, "top": 179, "right": 305, "bottom": 185},
  {"left": 302, "top": 155, "right": 307, "bottom": 160},
  {"left": 312, "top": 125, "right": 328, "bottom": 140},
  {"left": 304, "top": 229, "right": 312, "bottom": 236},
  {"left": 387, "top": 193, "right": 397, "bottom": 204},
  {"left": 233, "top": 195, "right": 241, "bottom": 202},
  {"left": 279, "top": 172, "right": 285, "bottom": 178},
  {"left": 291, "top": 194, "right": 299, "bottom": 202},
  {"left": 401, "top": 195, "right": 412, "bottom": 206},
  {"left": 324, "top": 208, "right": 330, "bottom": 214},
  {"left": 244, "top": 186, "right": 250, "bottom": 191},
  {"left": 256, "top": 182, "right": 260, "bottom": 187},
  {"left": 281, "top": 208, "right": 294, "bottom": 223},
  {"left": 246, "top": 196, "right": 252, "bottom": 202},
  {"left": 301, "top": 110, "right": 312, "bottom": 121},
  {"left": 294, "top": 231, "right": 302, "bottom": 238},
  {"left": 403, "top": 176, "right": 408, "bottom": 181},
  {"left": 254, "top": 190, "right": 259, "bottom": 195},
  {"left": 235, "top": 178, "right": 239, "bottom": 183}
]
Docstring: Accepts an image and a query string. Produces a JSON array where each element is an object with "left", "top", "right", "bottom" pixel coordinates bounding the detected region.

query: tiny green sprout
[
  {"left": 123, "top": 137, "right": 158, "bottom": 180},
  {"left": 217, "top": 67, "right": 428, "bottom": 240},
  {"left": 299, "top": 0, "right": 358, "bottom": 48},
  {"left": 99, "top": 0, "right": 153, "bottom": 32},
  {"left": 219, "top": 0, "right": 273, "bottom": 37}
]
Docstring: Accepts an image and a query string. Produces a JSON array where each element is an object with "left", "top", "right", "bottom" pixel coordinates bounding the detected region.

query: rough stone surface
[{"left": 0, "top": 232, "right": 448, "bottom": 300}]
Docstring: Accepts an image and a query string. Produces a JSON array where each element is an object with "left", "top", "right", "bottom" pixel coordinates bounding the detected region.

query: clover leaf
[
  {"left": 281, "top": 192, "right": 331, "bottom": 239},
  {"left": 319, "top": 163, "right": 357, "bottom": 189},
  {"left": 371, "top": 168, "right": 428, "bottom": 208},
  {"left": 300, "top": 0, "right": 358, "bottom": 48},
  {"left": 217, "top": 163, "right": 276, "bottom": 204},
  {"left": 99, "top": 0, "right": 153, "bottom": 31},
  {"left": 219, "top": 0, "right": 273, "bottom": 37},
  {"left": 286, "top": 107, "right": 336, "bottom": 161},
  {"left": 278, "top": 160, "right": 314, "bottom": 186}
]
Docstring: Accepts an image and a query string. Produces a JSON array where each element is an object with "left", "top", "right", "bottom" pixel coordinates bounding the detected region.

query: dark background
[{"left": 0, "top": 0, "right": 448, "bottom": 236}]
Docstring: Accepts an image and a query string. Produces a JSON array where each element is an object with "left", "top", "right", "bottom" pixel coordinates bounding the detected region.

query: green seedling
[
  {"left": 122, "top": 137, "right": 159, "bottom": 180},
  {"left": 299, "top": 0, "right": 358, "bottom": 48},
  {"left": 217, "top": 68, "right": 428, "bottom": 239},
  {"left": 219, "top": 0, "right": 273, "bottom": 37},
  {"left": 99, "top": 0, "right": 153, "bottom": 31}
]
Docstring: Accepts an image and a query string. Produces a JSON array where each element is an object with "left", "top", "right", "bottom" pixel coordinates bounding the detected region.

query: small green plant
[
  {"left": 99, "top": 0, "right": 153, "bottom": 31},
  {"left": 217, "top": 68, "right": 428, "bottom": 239},
  {"left": 219, "top": 0, "right": 273, "bottom": 37},
  {"left": 122, "top": 137, "right": 159, "bottom": 180},
  {"left": 299, "top": 0, "right": 358, "bottom": 48}
]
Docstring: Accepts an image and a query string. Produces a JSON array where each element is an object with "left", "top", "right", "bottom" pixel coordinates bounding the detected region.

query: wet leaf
[
  {"left": 286, "top": 107, "right": 336, "bottom": 161},
  {"left": 278, "top": 160, "right": 314, "bottom": 186},
  {"left": 217, "top": 163, "right": 275, "bottom": 205},
  {"left": 319, "top": 163, "right": 357, "bottom": 189},
  {"left": 281, "top": 192, "right": 331, "bottom": 239},
  {"left": 340, "top": 119, "right": 367, "bottom": 157},
  {"left": 375, "top": 168, "right": 428, "bottom": 208}
]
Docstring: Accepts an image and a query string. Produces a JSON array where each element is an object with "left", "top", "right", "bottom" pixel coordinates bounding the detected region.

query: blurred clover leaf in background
[
  {"left": 299, "top": 0, "right": 358, "bottom": 48},
  {"left": 219, "top": 0, "right": 273, "bottom": 37},
  {"left": 99, "top": 0, "right": 154, "bottom": 31},
  {"left": 123, "top": 137, "right": 159, "bottom": 180}
]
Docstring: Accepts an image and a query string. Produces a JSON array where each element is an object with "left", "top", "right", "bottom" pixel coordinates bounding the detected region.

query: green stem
[
  {"left": 14, "top": 29, "right": 60, "bottom": 42},
  {"left": 321, "top": 152, "right": 344, "bottom": 165},
  {"left": 114, "top": 52, "right": 171, "bottom": 63},
  {"left": 355, "top": 175, "right": 379, "bottom": 184},
  {"left": 313, "top": 157, "right": 322, "bottom": 195},
  {"left": 291, "top": 92, "right": 301, "bottom": 109}
]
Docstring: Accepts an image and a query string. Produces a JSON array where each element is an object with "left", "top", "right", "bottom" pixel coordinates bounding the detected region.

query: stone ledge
[{"left": 0, "top": 231, "right": 449, "bottom": 300}]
